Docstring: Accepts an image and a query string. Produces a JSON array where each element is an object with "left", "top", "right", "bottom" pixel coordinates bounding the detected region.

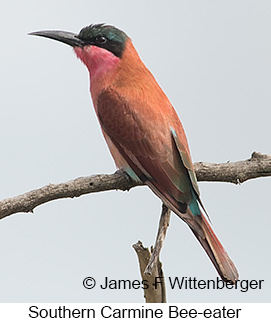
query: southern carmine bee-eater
[{"left": 29, "top": 24, "right": 238, "bottom": 283}]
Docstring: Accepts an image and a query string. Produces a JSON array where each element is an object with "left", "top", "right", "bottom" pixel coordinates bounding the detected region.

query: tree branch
[
  {"left": 133, "top": 241, "right": 166, "bottom": 303},
  {"left": 0, "top": 173, "right": 141, "bottom": 221},
  {"left": 0, "top": 152, "right": 270, "bottom": 220},
  {"left": 194, "top": 152, "right": 271, "bottom": 184},
  {"left": 143, "top": 204, "right": 171, "bottom": 276},
  {"left": 132, "top": 205, "right": 170, "bottom": 302}
]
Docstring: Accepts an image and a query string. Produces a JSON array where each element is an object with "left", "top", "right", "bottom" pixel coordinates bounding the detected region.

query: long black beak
[{"left": 28, "top": 30, "right": 84, "bottom": 47}]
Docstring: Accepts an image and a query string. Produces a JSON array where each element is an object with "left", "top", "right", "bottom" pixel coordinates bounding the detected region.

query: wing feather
[{"left": 96, "top": 87, "right": 199, "bottom": 213}]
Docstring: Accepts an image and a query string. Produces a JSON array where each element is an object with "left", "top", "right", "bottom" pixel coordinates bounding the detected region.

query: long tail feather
[
  {"left": 145, "top": 180, "right": 239, "bottom": 283},
  {"left": 190, "top": 212, "right": 239, "bottom": 284}
]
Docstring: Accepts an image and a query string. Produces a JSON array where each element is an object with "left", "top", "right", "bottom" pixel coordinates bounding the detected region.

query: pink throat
[{"left": 74, "top": 46, "right": 120, "bottom": 80}]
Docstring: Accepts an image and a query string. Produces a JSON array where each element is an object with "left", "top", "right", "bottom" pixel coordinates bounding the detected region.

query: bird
[{"left": 29, "top": 23, "right": 238, "bottom": 283}]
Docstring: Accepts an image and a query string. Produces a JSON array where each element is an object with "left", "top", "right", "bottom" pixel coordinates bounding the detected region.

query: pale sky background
[{"left": 0, "top": 0, "right": 270, "bottom": 302}]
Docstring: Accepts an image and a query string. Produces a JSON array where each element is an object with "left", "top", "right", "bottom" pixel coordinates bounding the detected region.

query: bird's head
[{"left": 29, "top": 24, "right": 129, "bottom": 77}]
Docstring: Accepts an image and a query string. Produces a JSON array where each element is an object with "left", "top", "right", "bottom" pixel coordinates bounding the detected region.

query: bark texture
[{"left": 0, "top": 152, "right": 270, "bottom": 220}]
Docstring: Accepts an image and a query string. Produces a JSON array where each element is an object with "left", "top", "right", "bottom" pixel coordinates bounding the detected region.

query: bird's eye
[{"left": 95, "top": 35, "right": 107, "bottom": 44}]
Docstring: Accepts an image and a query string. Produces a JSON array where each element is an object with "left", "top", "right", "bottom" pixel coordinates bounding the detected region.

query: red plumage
[
  {"left": 75, "top": 38, "right": 239, "bottom": 283},
  {"left": 30, "top": 26, "right": 239, "bottom": 283}
]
